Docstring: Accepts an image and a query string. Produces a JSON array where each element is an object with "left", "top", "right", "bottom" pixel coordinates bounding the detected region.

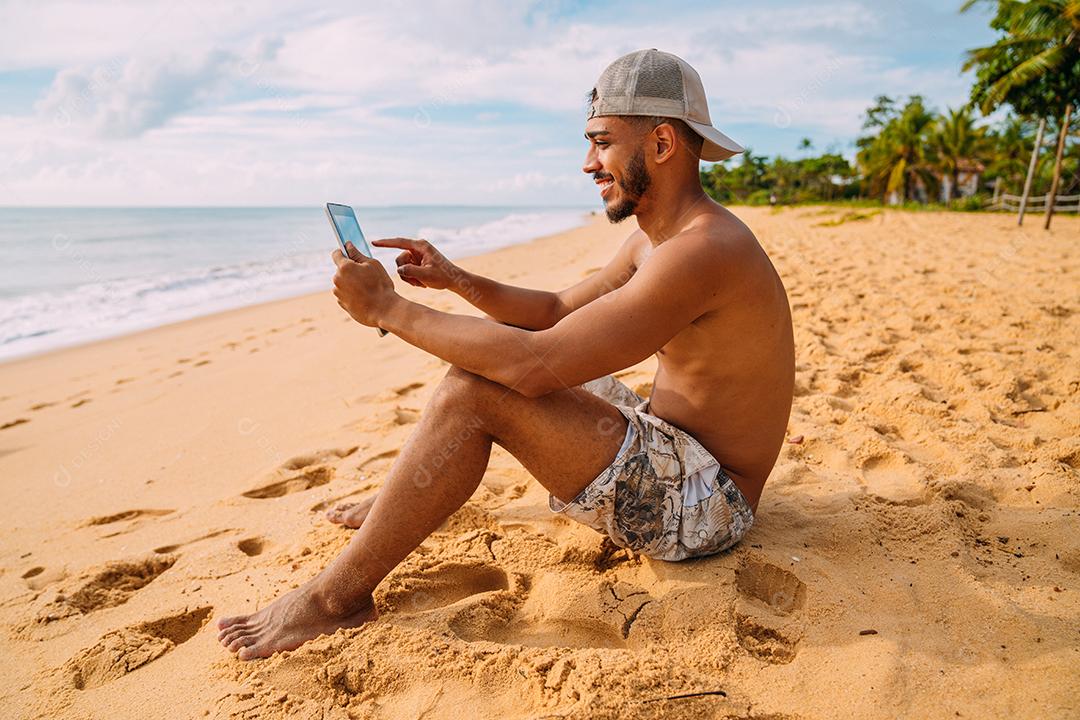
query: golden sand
[{"left": 1, "top": 207, "right": 1077, "bottom": 719}]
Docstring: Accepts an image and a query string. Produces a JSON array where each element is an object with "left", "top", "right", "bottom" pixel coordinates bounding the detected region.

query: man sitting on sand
[{"left": 217, "top": 49, "right": 795, "bottom": 660}]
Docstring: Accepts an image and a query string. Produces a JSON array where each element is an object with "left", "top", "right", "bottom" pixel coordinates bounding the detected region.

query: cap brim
[{"left": 685, "top": 119, "right": 743, "bottom": 162}]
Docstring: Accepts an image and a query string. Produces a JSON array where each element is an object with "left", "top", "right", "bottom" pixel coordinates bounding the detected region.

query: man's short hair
[
  {"left": 586, "top": 89, "right": 703, "bottom": 158},
  {"left": 626, "top": 115, "right": 704, "bottom": 159}
]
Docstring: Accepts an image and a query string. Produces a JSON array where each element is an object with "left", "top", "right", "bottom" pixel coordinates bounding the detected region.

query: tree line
[{"left": 701, "top": 0, "right": 1078, "bottom": 229}]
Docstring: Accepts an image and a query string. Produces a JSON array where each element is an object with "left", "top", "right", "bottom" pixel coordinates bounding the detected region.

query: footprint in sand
[
  {"left": 242, "top": 465, "right": 335, "bottom": 499},
  {"left": 362, "top": 405, "right": 423, "bottom": 431},
  {"left": 394, "top": 381, "right": 425, "bottom": 397},
  {"left": 152, "top": 528, "right": 235, "bottom": 555},
  {"left": 84, "top": 509, "right": 174, "bottom": 527},
  {"left": 733, "top": 558, "right": 807, "bottom": 664},
  {"left": 25, "top": 567, "right": 68, "bottom": 592},
  {"left": 358, "top": 448, "right": 400, "bottom": 471},
  {"left": 434, "top": 503, "right": 504, "bottom": 535},
  {"left": 1058, "top": 449, "right": 1080, "bottom": 471},
  {"left": 378, "top": 562, "right": 511, "bottom": 615},
  {"left": 392, "top": 407, "right": 421, "bottom": 425},
  {"left": 36, "top": 555, "right": 177, "bottom": 624},
  {"left": 475, "top": 468, "right": 529, "bottom": 510},
  {"left": 450, "top": 570, "right": 636, "bottom": 650},
  {"left": 236, "top": 537, "right": 266, "bottom": 557},
  {"left": 61, "top": 606, "right": 212, "bottom": 690},
  {"left": 239, "top": 447, "right": 357, "bottom": 500},
  {"left": 280, "top": 446, "right": 357, "bottom": 471},
  {"left": 860, "top": 453, "right": 930, "bottom": 507},
  {"left": 309, "top": 484, "right": 379, "bottom": 514}
]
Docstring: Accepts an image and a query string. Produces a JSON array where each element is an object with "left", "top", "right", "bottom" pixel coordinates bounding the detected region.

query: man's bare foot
[
  {"left": 216, "top": 581, "right": 377, "bottom": 660},
  {"left": 325, "top": 493, "right": 377, "bottom": 528}
]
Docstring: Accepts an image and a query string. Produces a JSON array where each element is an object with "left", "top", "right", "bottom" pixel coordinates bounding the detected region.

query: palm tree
[
  {"left": 933, "top": 106, "right": 987, "bottom": 205},
  {"left": 857, "top": 96, "right": 940, "bottom": 204},
  {"left": 985, "top": 115, "right": 1043, "bottom": 204},
  {"left": 962, "top": 0, "right": 1080, "bottom": 227}
]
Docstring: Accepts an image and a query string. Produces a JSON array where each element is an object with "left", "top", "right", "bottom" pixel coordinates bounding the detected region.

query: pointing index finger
[{"left": 371, "top": 237, "right": 418, "bottom": 251}]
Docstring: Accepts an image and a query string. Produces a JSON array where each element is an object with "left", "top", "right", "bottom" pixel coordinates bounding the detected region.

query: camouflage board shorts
[{"left": 549, "top": 374, "right": 755, "bottom": 562}]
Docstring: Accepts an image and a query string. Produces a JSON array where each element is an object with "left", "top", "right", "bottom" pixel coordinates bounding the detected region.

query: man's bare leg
[{"left": 217, "top": 366, "right": 628, "bottom": 659}]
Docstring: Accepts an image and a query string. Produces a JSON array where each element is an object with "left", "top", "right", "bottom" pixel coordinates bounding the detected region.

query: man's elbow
[
  {"left": 514, "top": 374, "right": 552, "bottom": 399},
  {"left": 509, "top": 365, "right": 566, "bottom": 399},
  {"left": 546, "top": 292, "right": 569, "bottom": 329},
  {"left": 504, "top": 333, "right": 567, "bottom": 398}
]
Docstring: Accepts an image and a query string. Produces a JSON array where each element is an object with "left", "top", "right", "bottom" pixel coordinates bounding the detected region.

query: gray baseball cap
[{"left": 588, "top": 49, "right": 744, "bottom": 162}]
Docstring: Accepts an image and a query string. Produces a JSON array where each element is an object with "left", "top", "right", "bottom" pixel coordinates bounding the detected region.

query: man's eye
[{"left": 595, "top": 141, "right": 607, "bottom": 147}]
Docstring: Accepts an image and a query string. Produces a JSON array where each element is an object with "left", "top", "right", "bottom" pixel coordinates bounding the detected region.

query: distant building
[{"left": 940, "top": 159, "right": 985, "bottom": 202}]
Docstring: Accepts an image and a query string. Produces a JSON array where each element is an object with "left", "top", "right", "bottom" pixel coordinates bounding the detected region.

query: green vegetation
[
  {"left": 814, "top": 209, "right": 882, "bottom": 227},
  {"left": 701, "top": 0, "right": 1078, "bottom": 227}
]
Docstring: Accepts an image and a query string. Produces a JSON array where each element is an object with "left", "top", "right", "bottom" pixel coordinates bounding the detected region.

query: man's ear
[{"left": 652, "top": 122, "right": 677, "bottom": 164}]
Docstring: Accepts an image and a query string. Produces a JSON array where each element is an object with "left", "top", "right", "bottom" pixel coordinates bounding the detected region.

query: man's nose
[{"left": 582, "top": 147, "right": 600, "bottom": 175}]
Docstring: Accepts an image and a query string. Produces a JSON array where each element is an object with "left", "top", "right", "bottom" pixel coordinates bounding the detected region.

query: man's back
[{"left": 621, "top": 204, "right": 794, "bottom": 511}]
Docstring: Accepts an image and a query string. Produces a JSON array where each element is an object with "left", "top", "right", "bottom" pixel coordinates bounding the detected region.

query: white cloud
[
  {"left": 33, "top": 39, "right": 281, "bottom": 138},
  {"left": 0, "top": 1, "right": 995, "bottom": 205}
]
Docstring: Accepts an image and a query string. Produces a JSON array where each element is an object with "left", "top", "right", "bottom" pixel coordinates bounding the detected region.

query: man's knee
[{"left": 431, "top": 365, "right": 499, "bottom": 407}]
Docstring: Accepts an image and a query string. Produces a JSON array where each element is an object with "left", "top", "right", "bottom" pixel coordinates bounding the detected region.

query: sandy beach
[{"left": 1, "top": 206, "right": 1077, "bottom": 719}]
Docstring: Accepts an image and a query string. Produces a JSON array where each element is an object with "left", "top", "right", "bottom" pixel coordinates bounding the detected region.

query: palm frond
[{"left": 979, "top": 43, "right": 1068, "bottom": 112}]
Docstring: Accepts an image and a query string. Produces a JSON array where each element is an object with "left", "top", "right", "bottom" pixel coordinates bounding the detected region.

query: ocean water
[{"left": 0, "top": 206, "right": 590, "bottom": 361}]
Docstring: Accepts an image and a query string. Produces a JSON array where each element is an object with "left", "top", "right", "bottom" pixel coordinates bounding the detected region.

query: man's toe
[
  {"left": 217, "top": 615, "right": 247, "bottom": 632},
  {"left": 227, "top": 635, "right": 254, "bottom": 653},
  {"left": 221, "top": 625, "right": 254, "bottom": 646},
  {"left": 219, "top": 622, "right": 253, "bottom": 642},
  {"left": 238, "top": 640, "right": 269, "bottom": 661}
]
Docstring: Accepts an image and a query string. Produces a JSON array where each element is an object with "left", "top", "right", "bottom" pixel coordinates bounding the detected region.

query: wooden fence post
[
  {"left": 1044, "top": 104, "right": 1073, "bottom": 230},
  {"left": 1018, "top": 118, "right": 1045, "bottom": 226}
]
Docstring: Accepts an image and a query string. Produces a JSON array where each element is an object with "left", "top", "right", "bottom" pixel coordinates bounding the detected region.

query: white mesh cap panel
[
  {"left": 632, "top": 51, "right": 685, "bottom": 103},
  {"left": 595, "top": 53, "right": 638, "bottom": 97}
]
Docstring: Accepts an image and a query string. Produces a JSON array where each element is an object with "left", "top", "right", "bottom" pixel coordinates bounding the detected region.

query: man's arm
[
  {"left": 378, "top": 233, "right": 722, "bottom": 397},
  {"left": 446, "top": 270, "right": 560, "bottom": 330},
  {"left": 550, "top": 229, "right": 643, "bottom": 323},
  {"left": 373, "top": 232, "right": 641, "bottom": 331},
  {"left": 450, "top": 229, "right": 642, "bottom": 330}
]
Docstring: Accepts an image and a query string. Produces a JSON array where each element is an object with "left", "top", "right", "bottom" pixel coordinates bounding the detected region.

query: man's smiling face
[{"left": 582, "top": 116, "right": 652, "bottom": 224}]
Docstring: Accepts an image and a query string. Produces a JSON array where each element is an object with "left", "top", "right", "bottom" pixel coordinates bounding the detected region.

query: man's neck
[{"left": 634, "top": 177, "right": 711, "bottom": 247}]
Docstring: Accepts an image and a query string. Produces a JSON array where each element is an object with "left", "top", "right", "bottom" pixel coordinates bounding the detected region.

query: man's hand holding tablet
[{"left": 326, "top": 203, "right": 393, "bottom": 337}]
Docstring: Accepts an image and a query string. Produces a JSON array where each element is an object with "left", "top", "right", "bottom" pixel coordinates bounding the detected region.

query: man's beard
[{"left": 603, "top": 149, "right": 651, "bottom": 223}]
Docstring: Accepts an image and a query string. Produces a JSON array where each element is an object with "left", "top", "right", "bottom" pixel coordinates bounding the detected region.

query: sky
[{"left": 0, "top": 0, "right": 999, "bottom": 207}]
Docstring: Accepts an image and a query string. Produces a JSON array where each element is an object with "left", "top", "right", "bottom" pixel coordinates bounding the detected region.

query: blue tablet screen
[{"left": 327, "top": 204, "right": 372, "bottom": 257}]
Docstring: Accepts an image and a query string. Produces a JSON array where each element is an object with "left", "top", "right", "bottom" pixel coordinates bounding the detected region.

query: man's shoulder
[
  {"left": 662, "top": 211, "right": 755, "bottom": 268},
  {"left": 623, "top": 227, "right": 648, "bottom": 252},
  {"left": 695, "top": 206, "right": 757, "bottom": 250}
]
